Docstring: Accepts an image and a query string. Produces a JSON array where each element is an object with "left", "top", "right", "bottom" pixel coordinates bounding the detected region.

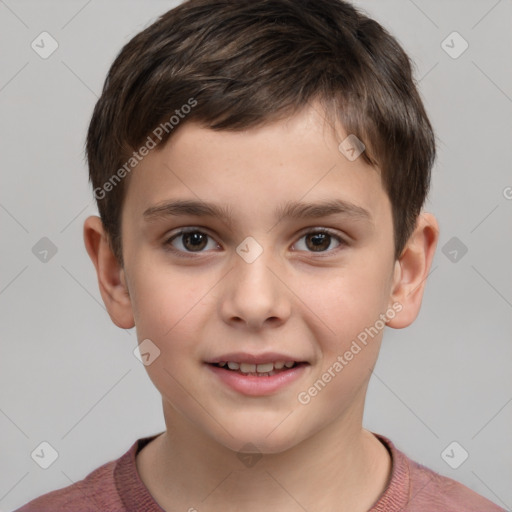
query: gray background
[{"left": 0, "top": 0, "right": 511, "bottom": 510}]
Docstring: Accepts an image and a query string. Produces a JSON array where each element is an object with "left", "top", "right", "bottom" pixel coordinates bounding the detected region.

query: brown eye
[
  {"left": 181, "top": 232, "right": 208, "bottom": 251},
  {"left": 293, "top": 229, "right": 344, "bottom": 253},
  {"left": 305, "top": 232, "right": 331, "bottom": 251},
  {"left": 165, "top": 229, "right": 218, "bottom": 254}
]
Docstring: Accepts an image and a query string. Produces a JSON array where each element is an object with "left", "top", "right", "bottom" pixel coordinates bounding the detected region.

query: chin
[{"left": 209, "top": 416, "right": 308, "bottom": 455}]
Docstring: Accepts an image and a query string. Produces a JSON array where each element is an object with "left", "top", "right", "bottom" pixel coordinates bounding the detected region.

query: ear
[
  {"left": 83, "top": 215, "right": 135, "bottom": 329},
  {"left": 386, "top": 212, "right": 439, "bottom": 328}
]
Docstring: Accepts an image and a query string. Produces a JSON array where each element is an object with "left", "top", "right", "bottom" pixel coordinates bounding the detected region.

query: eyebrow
[{"left": 143, "top": 198, "right": 372, "bottom": 227}]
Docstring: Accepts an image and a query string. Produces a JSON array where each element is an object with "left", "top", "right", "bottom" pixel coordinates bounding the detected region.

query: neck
[{"left": 136, "top": 403, "right": 392, "bottom": 511}]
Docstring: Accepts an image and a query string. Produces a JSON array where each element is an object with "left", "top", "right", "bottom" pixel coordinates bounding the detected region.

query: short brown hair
[{"left": 86, "top": 0, "right": 436, "bottom": 266}]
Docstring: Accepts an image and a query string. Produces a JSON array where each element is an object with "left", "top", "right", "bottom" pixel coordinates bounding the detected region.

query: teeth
[
  {"left": 240, "top": 363, "right": 256, "bottom": 373},
  {"left": 219, "top": 361, "right": 297, "bottom": 372},
  {"left": 256, "top": 363, "right": 274, "bottom": 373}
]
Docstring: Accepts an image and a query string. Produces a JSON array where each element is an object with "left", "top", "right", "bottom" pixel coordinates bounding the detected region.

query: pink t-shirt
[{"left": 14, "top": 432, "right": 505, "bottom": 511}]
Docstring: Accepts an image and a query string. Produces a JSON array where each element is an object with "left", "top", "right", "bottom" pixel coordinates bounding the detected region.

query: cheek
[
  {"left": 298, "top": 260, "right": 391, "bottom": 343},
  {"left": 130, "top": 263, "right": 208, "bottom": 338},
  {"left": 293, "top": 266, "right": 388, "bottom": 420},
  {"left": 128, "top": 262, "right": 227, "bottom": 388},
  {"left": 128, "top": 267, "right": 207, "bottom": 392},
  {"left": 128, "top": 283, "right": 196, "bottom": 394}
]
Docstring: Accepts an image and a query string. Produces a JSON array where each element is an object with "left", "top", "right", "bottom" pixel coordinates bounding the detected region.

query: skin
[{"left": 84, "top": 103, "right": 438, "bottom": 511}]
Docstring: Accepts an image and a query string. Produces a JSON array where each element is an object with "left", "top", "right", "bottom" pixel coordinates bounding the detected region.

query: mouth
[
  {"left": 205, "top": 352, "right": 310, "bottom": 395},
  {"left": 208, "top": 360, "right": 306, "bottom": 377}
]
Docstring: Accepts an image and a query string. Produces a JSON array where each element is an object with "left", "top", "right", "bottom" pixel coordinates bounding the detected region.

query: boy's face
[{"left": 112, "top": 105, "right": 406, "bottom": 452}]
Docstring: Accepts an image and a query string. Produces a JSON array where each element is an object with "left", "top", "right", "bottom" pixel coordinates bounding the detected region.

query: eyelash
[{"left": 163, "top": 227, "right": 347, "bottom": 258}]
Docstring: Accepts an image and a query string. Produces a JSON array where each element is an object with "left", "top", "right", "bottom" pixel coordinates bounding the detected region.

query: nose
[{"left": 219, "top": 245, "right": 292, "bottom": 331}]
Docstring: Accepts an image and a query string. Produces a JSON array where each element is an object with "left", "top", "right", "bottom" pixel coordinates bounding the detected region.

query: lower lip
[{"left": 206, "top": 363, "right": 308, "bottom": 396}]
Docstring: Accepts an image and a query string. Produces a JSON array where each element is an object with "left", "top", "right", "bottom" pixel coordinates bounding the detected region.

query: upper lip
[{"left": 205, "top": 352, "right": 308, "bottom": 365}]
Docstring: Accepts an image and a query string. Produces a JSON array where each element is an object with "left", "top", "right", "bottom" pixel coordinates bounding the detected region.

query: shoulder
[
  {"left": 406, "top": 457, "right": 505, "bottom": 512},
  {"left": 376, "top": 433, "right": 506, "bottom": 512},
  {"left": 12, "top": 441, "right": 137, "bottom": 512}
]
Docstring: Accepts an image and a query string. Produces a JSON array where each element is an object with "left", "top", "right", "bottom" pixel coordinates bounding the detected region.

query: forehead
[{"left": 122, "top": 105, "right": 390, "bottom": 232}]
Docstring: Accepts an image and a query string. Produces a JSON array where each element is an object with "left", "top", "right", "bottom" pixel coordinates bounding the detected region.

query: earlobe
[
  {"left": 386, "top": 212, "right": 439, "bottom": 329},
  {"left": 83, "top": 215, "right": 135, "bottom": 329}
]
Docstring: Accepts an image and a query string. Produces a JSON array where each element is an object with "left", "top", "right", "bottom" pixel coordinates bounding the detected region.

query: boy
[{"left": 15, "top": 0, "right": 505, "bottom": 510}]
